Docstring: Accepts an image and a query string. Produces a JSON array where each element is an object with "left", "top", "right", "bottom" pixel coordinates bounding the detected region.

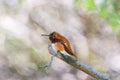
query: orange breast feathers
[
  {"left": 54, "top": 42, "right": 65, "bottom": 52},
  {"left": 52, "top": 41, "right": 76, "bottom": 58}
]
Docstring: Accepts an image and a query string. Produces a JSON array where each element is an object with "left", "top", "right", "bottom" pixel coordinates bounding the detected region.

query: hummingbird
[{"left": 41, "top": 32, "right": 76, "bottom": 58}]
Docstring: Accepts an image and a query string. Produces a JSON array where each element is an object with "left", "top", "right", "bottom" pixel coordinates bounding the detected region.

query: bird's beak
[{"left": 41, "top": 34, "right": 49, "bottom": 36}]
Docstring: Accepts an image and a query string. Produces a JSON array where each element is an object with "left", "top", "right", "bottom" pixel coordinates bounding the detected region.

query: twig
[
  {"left": 45, "top": 55, "right": 55, "bottom": 70},
  {"left": 48, "top": 45, "right": 111, "bottom": 80},
  {"left": 39, "top": 55, "right": 54, "bottom": 70}
]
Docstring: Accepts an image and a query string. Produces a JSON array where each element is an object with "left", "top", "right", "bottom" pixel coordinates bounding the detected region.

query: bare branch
[{"left": 48, "top": 45, "right": 111, "bottom": 80}]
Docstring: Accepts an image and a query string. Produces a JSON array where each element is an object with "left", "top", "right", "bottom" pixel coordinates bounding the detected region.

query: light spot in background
[
  {"left": 4, "top": 0, "right": 18, "bottom": 8},
  {"left": 52, "top": 58, "right": 71, "bottom": 72},
  {"left": 0, "top": 15, "right": 48, "bottom": 47},
  {"left": 107, "top": 55, "right": 120, "bottom": 72},
  {"left": 0, "top": 16, "right": 29, "bottom": 37},
  {"left": 61, "top": 73, "right": 77, "bottom": 80},
  {"left": 50, "top": 0, "right": 73, "bottom": 8},
  {"left": 23, "top": 0, "right": 48, "bottom": 12},
  {"left": 94, "top": 0, "right": 103, "bottom": 6},
  {"left": 77, "top": 71, "right": 88, "bottom": 80}
]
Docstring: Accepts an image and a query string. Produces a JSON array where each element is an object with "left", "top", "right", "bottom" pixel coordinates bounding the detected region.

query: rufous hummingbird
[{"left": 41, "top": 32, "right": 76, "bottom": 58}]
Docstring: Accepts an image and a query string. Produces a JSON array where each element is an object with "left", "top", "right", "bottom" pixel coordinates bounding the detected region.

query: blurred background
[{"left": 0, "top": 0, "right": 120, "bottom": 80}]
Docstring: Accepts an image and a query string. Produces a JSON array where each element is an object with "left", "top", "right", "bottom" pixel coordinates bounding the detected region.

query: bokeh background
[{"left": 0, "top": 0, "right": 120, "bottom": 80}]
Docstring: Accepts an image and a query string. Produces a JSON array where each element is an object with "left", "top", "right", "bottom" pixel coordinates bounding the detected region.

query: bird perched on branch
[{"left": 42, "top": 32, "right": 76, "bottom": 58}]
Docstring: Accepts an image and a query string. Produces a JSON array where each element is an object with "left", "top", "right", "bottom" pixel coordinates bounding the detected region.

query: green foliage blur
[
  {"left": 74, "top": 0, "right": 120, "bottom": 37},
  {"left": 5, "top": 35, "right": 48, "bottom": 72}
]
